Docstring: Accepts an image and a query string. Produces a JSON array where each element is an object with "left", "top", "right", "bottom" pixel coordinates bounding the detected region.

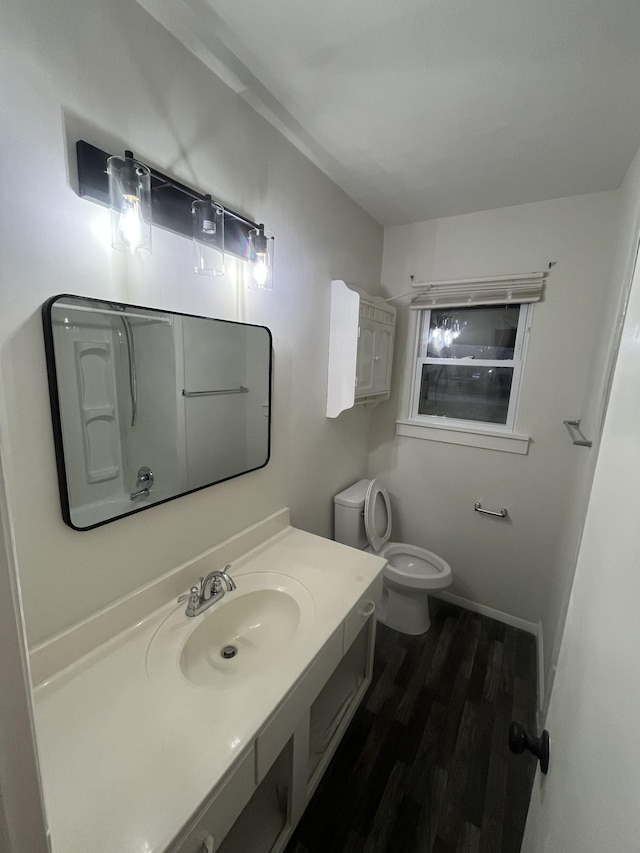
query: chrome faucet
[{"left": 178, "top": 564, "right": 236, "bottom": 617}]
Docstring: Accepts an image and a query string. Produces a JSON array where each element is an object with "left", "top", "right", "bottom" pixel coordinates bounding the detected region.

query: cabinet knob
[
  {"left": 201, "top": 834, "right": 214, "bottom": 853},
  {"left": 358, "top": 600, "right": 376, "bottom": 617}
]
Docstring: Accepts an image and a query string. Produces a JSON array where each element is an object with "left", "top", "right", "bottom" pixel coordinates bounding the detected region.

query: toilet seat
[
  {"left": 379, "top": 542, "right": 452, "bottom": 590},
  {"left": 364, "top": 479, "right": 392, "bottom": 552}
]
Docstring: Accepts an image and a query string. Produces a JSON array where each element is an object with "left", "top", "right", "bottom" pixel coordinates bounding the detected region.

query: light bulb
[
  {"left": 118, "top": 194, "right": 143, "bottom": 253},
  {"left": 252, "top": 255, "right": 268, "bottom": 287},
  {"left": 247, "top": 225, "right": 274, "bottom": 291},
  {"left": 107, "top": 151, "right": 151, "bottom": 254}
]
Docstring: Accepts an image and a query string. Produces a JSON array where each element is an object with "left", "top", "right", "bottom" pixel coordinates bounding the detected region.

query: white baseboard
[
  {"left": 432, "top": 590, "right": 545, "bottom": 711},
  {"left": 434, "top": 590, "right": 538, "bottom": 635}
]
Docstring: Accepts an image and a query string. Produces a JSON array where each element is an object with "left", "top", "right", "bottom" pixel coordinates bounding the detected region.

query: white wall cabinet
[
  {"left": 171, "top": 574, "right": 382, "bottom": 853},
  {"left": 326, "top": 280, "right": 396, "bottom": 417}
]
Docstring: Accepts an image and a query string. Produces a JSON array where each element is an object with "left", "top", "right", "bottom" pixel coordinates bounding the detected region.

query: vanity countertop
[{"left": 31, "top": 513, "right": 386, "bottom": 853}]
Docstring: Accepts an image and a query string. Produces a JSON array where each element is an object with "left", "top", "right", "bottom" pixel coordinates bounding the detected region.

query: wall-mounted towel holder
[
  {"left": 474, "top": 501, "right": 508, "bottom": 519},
  {"left": 182, "top": 386, "right": 249, "bottom": 398},
  {"left": 563, "top": 419, "right": 592, "bottom": 448}
]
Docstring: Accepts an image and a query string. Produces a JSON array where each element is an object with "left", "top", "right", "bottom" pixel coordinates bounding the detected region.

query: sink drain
[{"left": 221, "top": 645, "right": 238, "bottom": 659}]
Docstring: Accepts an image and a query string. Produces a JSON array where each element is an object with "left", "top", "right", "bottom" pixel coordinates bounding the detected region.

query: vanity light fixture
[
  {"left": 107, "top": 150, "right": 152, "bottom": 254},
  {"left": 248, "top": 225, "right": 274, "bottom": 291},
  {"left": 192, "top": 194, "right": 224, "bottom": 276},
  {"left": 76, "top": 140, "right": 273, "bottom": 285}
]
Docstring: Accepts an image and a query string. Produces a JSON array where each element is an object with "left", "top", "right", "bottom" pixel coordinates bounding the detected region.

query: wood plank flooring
[{"left": 285, "top": 601, "right": 538, "bottom": 853}]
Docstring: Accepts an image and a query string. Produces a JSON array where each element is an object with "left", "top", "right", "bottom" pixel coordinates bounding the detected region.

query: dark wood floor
[{"left": 285, "top": 602, "right": 538, "bottom": 853}]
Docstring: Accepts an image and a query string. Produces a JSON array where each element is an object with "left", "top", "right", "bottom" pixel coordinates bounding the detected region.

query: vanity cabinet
[
  {"left": 326, "top": 280, "right": 396, "bottom": 418},
  {"left": 30, "top": 514, "right": 387, "bottom": 853},
  {"left": 172, "top": 574, "right": 382, "bottom": 853}
]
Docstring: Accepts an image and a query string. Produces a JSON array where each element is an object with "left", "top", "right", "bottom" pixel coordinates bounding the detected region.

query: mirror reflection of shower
[{"left": 43, "top": 295, "right": 272, "bottom": 529}]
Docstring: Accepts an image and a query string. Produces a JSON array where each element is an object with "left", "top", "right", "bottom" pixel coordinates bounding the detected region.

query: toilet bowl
[
  {"left": 334, "top": 478, "right": 453, "bottom": 635},
  {"left": 378, "top": 542, "right": 452, "bottom": 634}
]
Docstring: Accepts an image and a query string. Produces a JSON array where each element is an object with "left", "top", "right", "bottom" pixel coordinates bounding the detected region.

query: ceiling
[{"left": 138, "top": 0, "right": 640, "bottom": 226}]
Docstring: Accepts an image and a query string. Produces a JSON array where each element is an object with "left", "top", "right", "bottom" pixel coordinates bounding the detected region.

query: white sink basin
[{"left": 146, "top": 571, "right": 315, "bottom": 689}]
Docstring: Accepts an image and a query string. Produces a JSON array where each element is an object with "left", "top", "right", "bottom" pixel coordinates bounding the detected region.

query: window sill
[{"left": 395, "top": 419, "right": 530, "bottom": 455}]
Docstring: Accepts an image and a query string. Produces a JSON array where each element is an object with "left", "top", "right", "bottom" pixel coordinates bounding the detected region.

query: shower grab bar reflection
[
  {"left": 563, "top": 419, "right": 592, "bottom": 448},
  {"left": 182, "top": 386, "right": 249, "bottom": 398},
  {"left": 474, "top": 502, "right": 508, "bottom": 519}
]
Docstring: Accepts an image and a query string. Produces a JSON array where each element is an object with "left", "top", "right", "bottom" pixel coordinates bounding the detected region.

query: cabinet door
[
  {"left": 173, "top": 748, "right": 256, "bottom": 853},
  {"left": 371, "top": 326, "right": 394, "bottom": 393},
  {"left": 355, "top": 322, "right": 375, "bottom": 396},
  {"left": 256, "top": 628, "right": 343, "bottom": 783},
  {"left": 216, "top": 740, "right": 293, "bottom": 853}
]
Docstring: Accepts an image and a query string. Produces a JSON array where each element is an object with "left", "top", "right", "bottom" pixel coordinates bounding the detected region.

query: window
[
  {"left": 395, "top": 269, "right": 547, "bottom": 452},
  {"left": 409, "top": 303, "right": 530, "bottom": 432}
]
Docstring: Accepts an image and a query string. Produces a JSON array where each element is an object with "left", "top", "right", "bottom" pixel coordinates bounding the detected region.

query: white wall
[
  {"left": 0, "top": 0, "right": 382, "bottom": 646},
  {"left": 369, "top": 191, "right": 623, "bottom": 695},
  {"left": 521, "top": 143, "right": 640, "bottom": 853},
  {"left": 0, "top": 448, "right": 49, "bottom": 851},
  {"left": 539, "top": 145, "right": 640, "bottom": 713}
]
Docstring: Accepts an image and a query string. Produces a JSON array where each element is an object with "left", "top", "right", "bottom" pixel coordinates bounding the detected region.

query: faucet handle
[
  {"left": 136, "top": 466, "right": 154, "bottom": 488},
  {"left": 178, "top": 586, "right": 200, "bottom": 605}
]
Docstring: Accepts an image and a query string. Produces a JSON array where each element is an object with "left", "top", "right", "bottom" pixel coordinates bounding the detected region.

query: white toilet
[{"left": 334, "top": 478, "right": 452, "bottom": 635}]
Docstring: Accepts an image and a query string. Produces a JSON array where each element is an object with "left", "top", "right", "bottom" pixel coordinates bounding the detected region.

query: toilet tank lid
[{"left": 334, "top": 479, "right": 371, "bottom": 508}]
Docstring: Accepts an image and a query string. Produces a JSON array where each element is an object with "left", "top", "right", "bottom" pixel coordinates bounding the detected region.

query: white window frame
[{"left": 396, "top": 303, "right": 533, "bottom": 454}]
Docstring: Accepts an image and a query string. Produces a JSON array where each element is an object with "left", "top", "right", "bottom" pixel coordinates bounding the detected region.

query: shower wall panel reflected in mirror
[{"left": 42, "top": 295, "right": 272, "bottom": 530}]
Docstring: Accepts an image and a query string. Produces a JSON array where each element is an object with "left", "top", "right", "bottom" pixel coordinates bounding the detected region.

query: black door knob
[{"left": 508, "top": 720, "right": 550, "bottom": 774}]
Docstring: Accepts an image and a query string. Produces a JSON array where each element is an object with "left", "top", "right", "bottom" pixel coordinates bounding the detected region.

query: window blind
[{"left": 409, "top": 271, "right": 548, "bottom": 310}]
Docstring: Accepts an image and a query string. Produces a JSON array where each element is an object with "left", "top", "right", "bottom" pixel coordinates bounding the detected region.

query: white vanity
[{"left": 30, "top": 510, "right": 386, "bottom": 853}]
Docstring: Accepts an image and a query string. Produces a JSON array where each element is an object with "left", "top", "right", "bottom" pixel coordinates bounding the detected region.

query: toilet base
[{"left": 377, "top": 585, "right": 432, "bottom": 635}]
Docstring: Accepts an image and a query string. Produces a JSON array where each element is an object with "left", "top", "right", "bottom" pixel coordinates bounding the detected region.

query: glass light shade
[
  {"left": 192, "top": 196, "right": 224, "bottom": 276},
  {"left": 107, "top": 151, "right": 152, "bottom": 254},
  {"left": 247, "top": 225, "right": 274, "bottom": 291}
]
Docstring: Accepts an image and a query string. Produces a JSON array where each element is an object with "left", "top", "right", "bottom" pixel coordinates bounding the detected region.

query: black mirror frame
[{"left": 42, "top": 294, "right": 272, "bottom": 531}]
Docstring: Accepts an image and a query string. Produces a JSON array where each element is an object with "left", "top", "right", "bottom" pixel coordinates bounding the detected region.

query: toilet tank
[{"left": 334, "top": 479, "right": 370, "bottom": 549}]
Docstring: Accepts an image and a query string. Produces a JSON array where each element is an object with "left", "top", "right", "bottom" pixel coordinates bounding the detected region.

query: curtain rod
[{"left": 382, "top": 263, "right": 555, "bottom": 303}]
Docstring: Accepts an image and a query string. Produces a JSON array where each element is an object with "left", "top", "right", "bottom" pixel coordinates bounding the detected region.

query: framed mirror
[{"left": 42, "top": 295, "right": 272, "bottom": 530}]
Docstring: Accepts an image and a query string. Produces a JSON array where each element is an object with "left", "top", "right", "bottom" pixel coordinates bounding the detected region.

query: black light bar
[{"left": 76, "top": 140, "right": 260, "bottom": 260}]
